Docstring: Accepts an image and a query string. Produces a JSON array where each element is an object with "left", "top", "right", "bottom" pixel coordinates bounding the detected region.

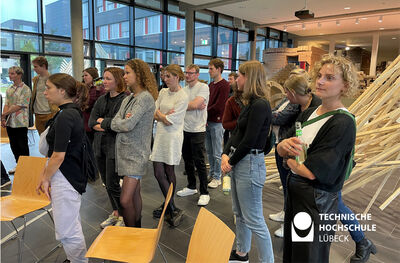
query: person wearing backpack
[
  {"left": 36, "top": 73, "right": 89, "bottom": 263},
  {"left": 277, "top": 55, "right": 362, "bottom": 262},
  {"left": 221, "top": 61, "right": 274, "bottom": 263}
]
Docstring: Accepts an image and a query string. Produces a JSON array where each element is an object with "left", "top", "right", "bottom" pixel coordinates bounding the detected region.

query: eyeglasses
[{"left": 184, "top": 71, "right": 197, "bottom": 75}]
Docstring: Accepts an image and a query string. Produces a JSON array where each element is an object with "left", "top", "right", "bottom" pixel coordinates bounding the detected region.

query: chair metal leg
[
  {"left": 44, "top": 208, "right": 54, "bottom": 223},
  {"left": 158, "top": 244, "right": 168, "bottom": 263},
  {"left": 34, "top": 243, "right": 62, "bottom": 263}
]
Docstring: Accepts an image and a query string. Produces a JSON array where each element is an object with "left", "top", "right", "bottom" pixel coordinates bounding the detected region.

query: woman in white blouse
[{"left": 151, "top": 64, "right": 188, "bottom": 227}]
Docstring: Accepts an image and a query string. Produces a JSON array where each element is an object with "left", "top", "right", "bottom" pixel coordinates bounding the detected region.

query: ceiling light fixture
[
  {"left": 336, "top": 20, "right": 340, "bottom": 26},
  {"left": 344, "top": 7, "right": 351, "bottom": 10},
  {"left": 392, "top": 37, "right": 397, "bottom": 40},
  {"left": 283, "top": 25, "right": 287, "bottom": 31},
  {"left": 361, "top": 17, "right": 368, "bottom": 20},
  {"left": 355, "top": 18, "right": 359, "bottom": 24},
  {"left": 379, "top": 27, "right": 384, "bottom": 30},
  {"left": 345, "top": 47, "right": 350, "bottom": 51},
  {"left": 378, "top": 15, "right": 383, "bottom": 22}
]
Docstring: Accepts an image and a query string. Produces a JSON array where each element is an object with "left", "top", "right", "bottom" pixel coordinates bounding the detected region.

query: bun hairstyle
[
  {"left": 165, "top": 64, "right": 184, "bottom": 81},
  {"left": 48, "top": 73, "right": 88, "bottom": 110},
  {"left": 284, "top": 74, "right": 311, "bottom": 96}
]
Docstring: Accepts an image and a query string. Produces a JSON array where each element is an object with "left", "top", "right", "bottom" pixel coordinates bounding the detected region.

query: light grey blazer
[{"left": 111, "top": 91, "right": 155, "bottom": 176}]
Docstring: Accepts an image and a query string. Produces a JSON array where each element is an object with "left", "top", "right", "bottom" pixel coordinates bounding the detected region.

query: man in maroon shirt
[{"left": 206, "top": 59, "right": 230, "bottom": 188}]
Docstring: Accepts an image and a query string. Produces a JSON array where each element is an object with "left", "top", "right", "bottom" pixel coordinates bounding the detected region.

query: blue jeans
[
  {"left": 338, "top": 191, "right": 365, "bottom": 243},
  {"left": 231, "top": 153, "right": 274, "bottom": 263},
  {"left": 205, "top": 122, "right": 224, "bottom": 180}
]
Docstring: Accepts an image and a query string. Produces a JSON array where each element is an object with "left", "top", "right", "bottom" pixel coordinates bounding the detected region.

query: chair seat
[
  {"left": 1, "top": 196, "right": 50, "bottom": 221},
  {"left": 86, "top": 226, "right": 159, "bottom": 263}
]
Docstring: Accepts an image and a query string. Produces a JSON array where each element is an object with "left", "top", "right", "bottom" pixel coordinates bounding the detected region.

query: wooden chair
[
  {"left": 186, "top": 207, "right": 235, "bottom": 263},
  {"left": 86, "top": 183, "right": 174, "bottom": 263},
  {"left": 1, "top": 156, "right": 59, "bottom": 263},
  {"left": 1, "top": 126, "right": 9, "bottom": 144}
]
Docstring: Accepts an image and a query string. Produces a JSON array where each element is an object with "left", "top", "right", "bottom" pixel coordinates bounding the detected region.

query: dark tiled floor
[{"left": 1, "top": 131, "right": 399, "bottom": 262}]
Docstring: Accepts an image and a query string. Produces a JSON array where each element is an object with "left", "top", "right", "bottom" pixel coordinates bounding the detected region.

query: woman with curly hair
[
  {"left": 277, "top": 55, "right": 358, "bottom": 262},
  {"left": 89, "top": 67, "right": 127, "bottom": 228},
  {"left": 111, "top": 59, "right": 157, "bottom": 227}
]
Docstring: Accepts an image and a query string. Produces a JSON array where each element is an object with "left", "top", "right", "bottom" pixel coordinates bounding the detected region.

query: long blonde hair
[{"left": 238, "top": 60, "right": 269, "bottom": 104}]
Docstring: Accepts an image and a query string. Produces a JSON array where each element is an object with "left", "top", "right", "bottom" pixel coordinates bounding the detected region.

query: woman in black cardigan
[
  {"left": 89, "top": 67, "right": 127, "bottom": 228},
  {"left": 277, "top": 55, "right": 358, "bottom": 262}
]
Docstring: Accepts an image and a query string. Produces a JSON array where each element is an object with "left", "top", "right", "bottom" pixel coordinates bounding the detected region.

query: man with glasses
[{"left": 176, "top": 64, "right": 211, "bottom": 206}]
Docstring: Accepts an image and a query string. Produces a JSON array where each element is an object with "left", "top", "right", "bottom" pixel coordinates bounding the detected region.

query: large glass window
[
  {"left": 168, "top": 16, "right": 185, "bottom": 52},
  {"left": 95, "top": 2, "right": 130, "bottom": 45},
  {"left": 0, "top": 0, "right": 38, "bottom": 33},
  {"left": 237, "top": 31, "right": 250, "bottom": 60},
  {"left": 82, "top": 0, "right": 89, "bottom": 39},
  {"left": 135, "top": 0, "right": 162, "bottom": 10},
  {"left": 167, "top": 52, "right": 184, "bottom": 65},
  {"left": 135, "top": 48, "right": 162, "bottom": 64},
  {"left": 95, "top": 43, "right": 130, "bottom": 60},
  {"left": 45, "top": 39, "right": 72, "bottom": 55},
  {"left": 217, "top": 27, "right": 233, "bottom": 58},
  {"left": 256, "top": 36, "right": 266, "bottom": 62},
  {"left": 1, "top": 31, "right": 41, "bottom": 53},
  {"left": 135, "top": 8, "right": 162, "bottom": 49},
  {"left": 43, "top": 0, "right": 71, "bottom": 37},
  {"left": 194, "top": 22, "right": 211, "bottom": 56}
]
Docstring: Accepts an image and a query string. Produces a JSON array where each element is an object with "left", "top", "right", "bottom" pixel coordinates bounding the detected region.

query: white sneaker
[
  {"left": 208, "top": 179, "right": 221, "bottom": 189},
  {"left": 8, "top": 167, "right": 16, "bottom": 174},
  {"left": 274, "top": 224, "right": 284, "bottom": 238},
  {"left": 269, "top": 210, "right": 284, "bottom": 222},
  {"left": 100, "top": 214, "right": 118, "bottom": 228},
  {"left": 115, "top": 217, "right": 125, "bottom": 227},
  {"left": 197, "top": 194, "right": 210, "bottom": 206},
  {"left": 177, "top": 187, "right": 198, "bottom": 197}
]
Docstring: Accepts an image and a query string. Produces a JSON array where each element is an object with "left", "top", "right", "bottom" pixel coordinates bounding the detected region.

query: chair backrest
[
  {"left": 186, "top": 207, "right": 236, "bottom": 263},
  {"left": 11, "top": 156, "right": 48, "bottom": 201}
]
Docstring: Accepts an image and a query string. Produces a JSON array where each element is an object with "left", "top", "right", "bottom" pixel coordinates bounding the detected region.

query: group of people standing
[{"left": 1, "top": 53, "right": 377, "bottom": 263}]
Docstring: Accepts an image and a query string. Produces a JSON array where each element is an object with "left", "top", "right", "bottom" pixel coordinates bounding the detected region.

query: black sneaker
[
  {"left": 229, "top": 250, "right": 249, "bottom": 263},
  {"left": 153, "top": 203, "right": 164, "bottom": 218},
  {"left": 62, "top": 259, "right": 70, "bottom": 263},
  {"left": 166, "top": 208, "right": 184, "bottom": 227},
  {"left": 1, "top": 177, "right": 11, "bottom": 187}
]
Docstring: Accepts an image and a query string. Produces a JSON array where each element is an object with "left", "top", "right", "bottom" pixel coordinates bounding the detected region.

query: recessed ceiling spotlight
[
  {"left": 380, "top": 27, "right": 384, "bottom": 30},
  {"left": 361, "top": 17, "right": 368, "bottom": 20},
  {"left": 355, "top": 18, "right": 359, "bottom": 24},
  {"left": 345, "top": 47, "right": 350, "bottom": 51},
  {"left": 319, "top": 33, "right": 324, "bottom": 35},
  {"left": 378, "top": 15, "right": 383, "bottom": 22},
  {"left": 392, "top": 37, "right": 397, "bottom": 40},
  {"left": 344, "top": 7, "right": 351, "bottom": 10},
  {"left": 336, "top": 20, "right": 340, "bottom": 26}
]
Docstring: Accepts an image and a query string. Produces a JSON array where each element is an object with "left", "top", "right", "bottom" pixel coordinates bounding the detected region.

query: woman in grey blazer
[{"left": 111, "top": 59, "right": 158, "bottom": 227}]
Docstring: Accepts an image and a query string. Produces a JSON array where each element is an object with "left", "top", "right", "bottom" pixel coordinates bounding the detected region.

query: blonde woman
[
  {"left": 221, "top": 61, "right": 274, "bottom": 263},
  {"left": 111, "top": 59, "right": 158, "bottom": 227},
  {"left": 277, "top": 55, "right": 358, "bottom": 262},
  {"left": 151, "top": 64, "right": 188, "bottom": 227}
]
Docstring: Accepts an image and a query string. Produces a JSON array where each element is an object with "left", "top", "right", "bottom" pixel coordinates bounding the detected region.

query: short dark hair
[
  {"left": 209, "top": 58, "right": 224, "bottom": 74},
  {"left": 32, "top": 56, "right": 48, "bottom": 69},
  {"left": 229, "top": 72, "right": 238, "bottom": 79}
]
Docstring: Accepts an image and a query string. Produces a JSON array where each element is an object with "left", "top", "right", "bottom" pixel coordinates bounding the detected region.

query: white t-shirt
[
  {"left": 183, "top": 81, "right": 209, "bottom": 132},
  {"left": 301, "top": 106, "right": 349, "bottom": 148}
]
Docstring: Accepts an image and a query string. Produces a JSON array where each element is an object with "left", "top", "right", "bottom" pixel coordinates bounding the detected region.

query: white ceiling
[{"left": 179, "top": 0, "right": 400, "bottom": 56}]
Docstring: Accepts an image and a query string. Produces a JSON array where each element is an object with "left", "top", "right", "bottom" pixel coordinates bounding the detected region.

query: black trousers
[
  {"left": 1, "top": 161, "right": 9, "bottom": 180},
  {"left": 96, "top": 143, "right": 121, "bottom": 213},
  {"left": 182, "top": 131, "right": 208, "bottom": 195},
  {"left": 283, "top": 172, "right": 338, "bottom": 263},
  {"left": 6, "top": 127, "right": 29, "bottom": 163}
]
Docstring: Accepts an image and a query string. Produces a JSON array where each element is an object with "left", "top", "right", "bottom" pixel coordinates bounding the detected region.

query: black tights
[
  {"left": 120, "top": 177, "right": 142, "bottom": 227},
  {"left": 153, "top": 162, "right": 176, "bottom": 211}
]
